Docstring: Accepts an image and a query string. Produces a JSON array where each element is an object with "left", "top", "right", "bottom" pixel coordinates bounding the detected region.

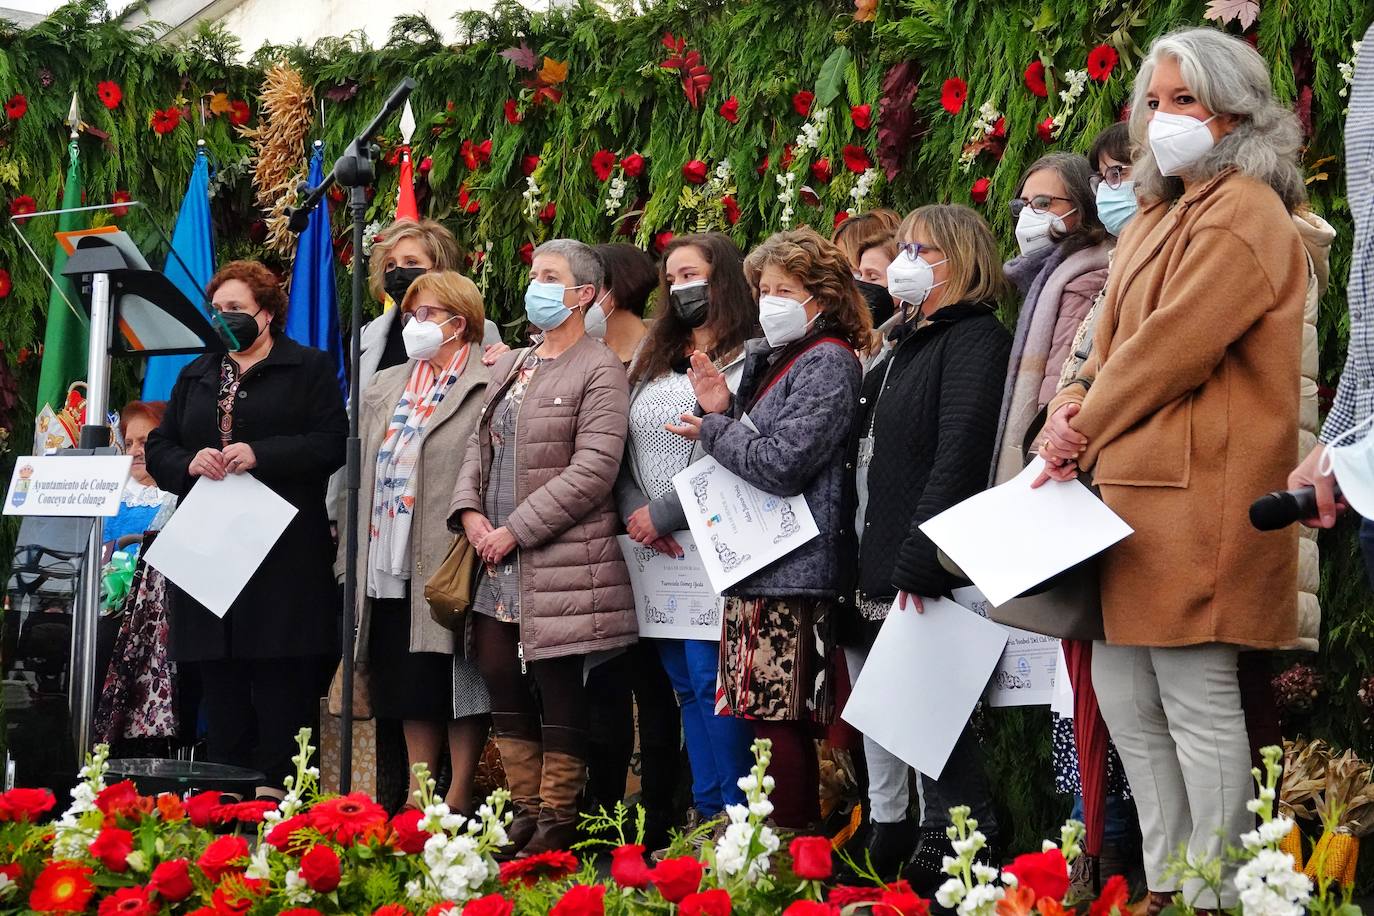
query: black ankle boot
[
  {"left": 866, "top": 818, "right": 918, "bottom": 880},
  {"left": 903, "top": 828, "right": 999, "bottom": 900}
]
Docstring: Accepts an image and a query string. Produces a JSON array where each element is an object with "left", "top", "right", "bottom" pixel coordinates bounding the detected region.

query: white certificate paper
[
  {"left": 617, "top": 532, "right": 724, "bottom": 639},
  {"left": 671, "top": 455, "right": 819, "bottom": 593},
  {"left": 919, "top": 457, "right": 1132, "bottom": 607},
  {"left": 143, "top": 474, "right": 297, "bottom": 618},
  {"left": 842, "top": 596, "right": 1008, "bottom": 780},
  {"left": 953, "top": 586, "right": 1060, "bottom": 708}
]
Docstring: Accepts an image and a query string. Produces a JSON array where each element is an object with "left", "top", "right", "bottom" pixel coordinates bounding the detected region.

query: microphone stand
[{"left": 286, "top": 77, "right": 415, "bottom": 793}]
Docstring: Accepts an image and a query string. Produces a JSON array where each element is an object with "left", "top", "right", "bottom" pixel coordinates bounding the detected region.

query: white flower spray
[
  {"left": 52, "top": 743, "right": 109, "bottom": 860},
  {"left": 712, "top": 739, "right": 781, "bottom": 883},
  {"left": 846, "top": 168, "right": 880, "bottom": 217},
  {"left": 404, "top": 761, "right": 512, "bottom": 904},
  {"left": 1234, "top": 746, "right": 1312, "bottom": 916},
  {"left": 1052, "top": 69, "right": 1089, "bottom": 138},
  {"left": 959, "top": 101, "right": 1002, "bottom": 170},
  {"left": 263, "top": 729, "right": 319, "bottom": 827}
]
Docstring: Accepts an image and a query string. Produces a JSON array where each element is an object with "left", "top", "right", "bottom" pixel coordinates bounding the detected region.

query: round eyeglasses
[
  {"left": 1009, "top": 194, "right": 1075, "bottom": 219},
  {"left": 400, "top": 305, "right": 454, "bottom": 326},
  {"left": 1089, "top": 164, "right": 1131, "bottom": 192}
]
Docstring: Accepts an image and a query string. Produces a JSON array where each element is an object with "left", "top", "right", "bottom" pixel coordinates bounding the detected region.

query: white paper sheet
[
  {"left": 842, "top": 596, "right": 1008, "bottom": 780},
  {"left": 1051, "top": 644, "right": 1075, "bottom": 719},
  {"left": 671, "top": 455, "right": 819, "bottom": 593},
  {"left": 952, "top": 585, "right": 1060, "bottom": 708},
  {"left": 617, "top": 532, "right": 724, "bottom": 639},
  {"left": 143, "top": 474, "right": 297, "bottom": 617},
  {"left": 919, "top": 457, "right": 1132, "bottom": 607}
]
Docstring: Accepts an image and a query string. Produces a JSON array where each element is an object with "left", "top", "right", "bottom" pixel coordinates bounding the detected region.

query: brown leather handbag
[
  {"left": 327, "top": 660, "right": 371, "bottom": 720},
  {"left": 424, "top": 532, "right": 479, "bottom": 631}
]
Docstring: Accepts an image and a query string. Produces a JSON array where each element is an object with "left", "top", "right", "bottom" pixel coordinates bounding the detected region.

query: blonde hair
[
  {"left": 831, "top": 208, "right": 901, "bottom": 268},
  {"left": 896, "top": 205, "right": 1008, "bottom": 306},
  {"left": 368, "top": 219, "right": 462, "bottom": 301},
  {"left": 400, "top": 271, "right": 486, "bottom": 345},
  {"left": 744, "top": 227, "right": 875, "bottom": 353}
]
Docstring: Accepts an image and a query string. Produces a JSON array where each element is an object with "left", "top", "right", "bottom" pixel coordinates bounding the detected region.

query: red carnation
[
  {"left": 1003, "top": 848, "right": 1070, "bottom": 902},
  {"left": 300, "top": 844, "right": 342, "bottom": 893},
  {"left": 185, "top": 790, "right": 220, "bottom": 828},
  {"left": 782, "top": 903, "right": 839, "bottom": 916},
  {"left": 97, "top": 80, "right": 122, "bottom": 109},
  {"left": 842, "top": 145, "right": 871, "bottom": 174},
  {"left": 621, "top": 152, "right": 645, "bottom": 178},
  {"left": 89, "top": 826, "right": 134, "bottom": 872},
  {"left": 149, "top": 858, "right": 193, "bottom": 902},
  {"left": 879, "top": 888, "right": 931, "bottom": 916},
  {"left": 682, "top": 159, "right": 708, "bottom": 184},
  {"left": 1088, "top": 874, "right": 1131, "bottom": 916},
  {"left": 110, "top": 190, "right": 132, "bottom": 218},
  {"left": 718, "top": 96, "right": 739, "bottom": 124},
  {"left": 792, "top": 90, "right": 815, "bottom": 117},
  {"left": 461, "top": 895, "right": 512, "bottom": 916},
  {"left": 722, "top": 195, "right": 740, "bottom": 226},
  {"left": 374, "top": 907, "right": 413, "bottom": 916},
  {"left": 539, "top": 201, "right": 557, "bottom": 223},
  {"left": 390, "top": 808, "right": 428, "bottom": 854},
  {"left": 940, "top": 78, "right": 967, "bottom": 114},
  {"left": 850, "top": 103, "right": 873, "bottom": 130},
  {"left": 680, "top": 888, "right": 733, "bottom": 916},
  {"left": 197, "top": 834, "right": 249, "bottom": 882},
  {"left": 0, "top": 786, "right": 55, "bottom": 821},
  {"left": 151, "top": 106, "right": 180, "bottom": 135},
  {"left": 650, "top": 856, "right": 703, "bottom": 903},
  {"left": 1024, "top": 60, "right": 1048, "bottom": 97},
  {"left": 790, "top": 836, "right": 833, "bottom": 880},
  {"left": 592, "top": 149, "right": 617, "bottom": 182},
  {"left": 98, "top": 886, "right": 156, "bottom": 916},
  {"left": 610, "top": 844, "right": 652, "bottom": 888},
  {"left": 310, "top": 792, "right": 388, "bottom": 845},
  {"left": 499, "top": 850, "right": 578, "bottom": 887},
  {"left": 5, "top": 94, "right": 26, "bottom": 120},
  {"left": 504, "top": 99, "right": 522, "bottom": 124},
  {"left": 1038, "top": 116, "right": 1056, "bottom": 143},
  {"left": 522, "top": 154, "right": 541, "bottom": 177},
  {"left": 810, "top": 158, "right": 833, "bottom": 183},
  {"left": 550, "top": 884, "right": 606, "bottom": 916},
  {"left": 1087, "top": 43, "right": 1119, "bottom": 82},
  {"left": 0, "top": 268, "right": 12, "bottom": 298},
  {"left": 10, "top": 195, "right": 36, "bottom": 218},
  {"left": 212, "top": 799, "right": 277, "bottom": 824},
  {"left": 833, "top": 211, "right": 850, "bottom": 228},
  {"left": 654, "top": 231, "right": 674, "bottom": 254},
  {"left": 971, "top": 177, "right": 991, "bottom": 203},
  {"left": 29, "top": 863, "right": 94, "bottom": 913},
  {"left": 228, "top": 100, "right": 251, "bottom": 126}
]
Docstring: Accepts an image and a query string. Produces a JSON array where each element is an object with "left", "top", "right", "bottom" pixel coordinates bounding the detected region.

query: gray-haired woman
[{"left": 1036, "top": 27, "right": 1308, "bottom": 913}]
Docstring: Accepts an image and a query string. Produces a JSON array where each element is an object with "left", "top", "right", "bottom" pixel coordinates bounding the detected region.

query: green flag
[{"left": 32, "top": 138, "right": 86, "bottom": 452}]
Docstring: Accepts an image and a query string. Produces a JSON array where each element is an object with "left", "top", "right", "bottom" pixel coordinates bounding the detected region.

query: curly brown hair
[
  {"left": 830, "top": 208, "right": 901, "bottom": 269},
  {"left": 743, "top": 228, "right": 874, "bottom": 352},
  {"left": 206, "top": 260, "right": 289, "bottom": 333}
]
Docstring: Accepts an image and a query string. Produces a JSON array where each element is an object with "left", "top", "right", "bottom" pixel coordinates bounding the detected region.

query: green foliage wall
[{"left": 0, "top": 0, "right": 1372, "bottom": 854}]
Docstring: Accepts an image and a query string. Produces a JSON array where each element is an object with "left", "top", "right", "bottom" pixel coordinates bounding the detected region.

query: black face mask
[
  {"left": 855, "top": 278, "right": 895, "bottom": 327},
  {"left": 383, "top": 266, "right": 427, "bottom": 304},
  {"left": 214, "top": 310, "right": 262, "bottom": 352},
  {"left": 669, "top": 283, "right": 711, "bottom": 328}
]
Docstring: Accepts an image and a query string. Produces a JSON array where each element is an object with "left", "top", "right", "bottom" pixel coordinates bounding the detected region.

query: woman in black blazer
[{"left": 146, "top": 260, "right": 346, "bottom": 797}]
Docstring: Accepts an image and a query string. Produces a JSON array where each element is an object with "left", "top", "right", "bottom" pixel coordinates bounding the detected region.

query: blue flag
[
  {"left": 142, "top": 147, "right": 215, "bottom": 400},
  {"left": 286, "top": 144, "right": 346, "bottom": 400}
]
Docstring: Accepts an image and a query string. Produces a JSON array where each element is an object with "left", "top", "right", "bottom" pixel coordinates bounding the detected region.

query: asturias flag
[{"left": 286, "top": 143, "right": 346, "bottom": 399}]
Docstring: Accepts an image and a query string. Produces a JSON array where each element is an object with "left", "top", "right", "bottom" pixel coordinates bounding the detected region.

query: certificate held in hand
[{"left": 671, "top": 455, "right": 819, "bottom": 593}]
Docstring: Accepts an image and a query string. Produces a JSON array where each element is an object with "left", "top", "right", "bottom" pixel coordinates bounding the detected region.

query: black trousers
[
  {"left": 585, "top": 642, "right": 682, "bottom": 817},
  {"left": 472, "top": 614, "right": 588, "bottom": 758},
  {"left": 199, "top": 656, "right": 323, "bottom": 787}
]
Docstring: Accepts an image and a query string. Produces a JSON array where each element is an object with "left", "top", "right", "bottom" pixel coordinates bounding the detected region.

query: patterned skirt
[
  {"left": 716, "top": 596, "right": 834, "bottom": 724},
  {"left": 94, "top": 545, "right": 178, "bottom": 743}
]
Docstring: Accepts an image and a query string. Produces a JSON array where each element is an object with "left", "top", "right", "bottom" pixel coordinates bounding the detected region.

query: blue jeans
[
  {"left": 1071, "top": 792, "right": 1134, "bottom": 846},
  {"left": 655, "top": 638, "right": 755, "bottom": 816}
]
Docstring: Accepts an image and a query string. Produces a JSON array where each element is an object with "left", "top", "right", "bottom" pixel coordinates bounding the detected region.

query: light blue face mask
[
  {"left": 1095, "top": 180, "right": 1138, "bottom": 237},
  {"left": 525, "top": 279, "right": 587, "bottom": 331}
]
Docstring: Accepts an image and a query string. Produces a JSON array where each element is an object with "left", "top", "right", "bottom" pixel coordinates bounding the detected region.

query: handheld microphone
[{"left": 1249, "top": 484, "right": 1342, "bottom": 531}]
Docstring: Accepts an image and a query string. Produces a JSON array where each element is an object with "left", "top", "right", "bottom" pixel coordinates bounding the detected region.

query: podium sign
[{"left": 4, "top": 455, "right": 131, "bottom": 518}]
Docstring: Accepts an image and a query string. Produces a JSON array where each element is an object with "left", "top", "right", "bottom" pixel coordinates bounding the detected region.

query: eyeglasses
[
  {"left": 1089, "top": 164, "right": 1132, "bottom": 191},
  {"left": 1009, "top": 195, "right": 1075, "bottom": 218},
  {"left": 400, "top": 305, "right": 454, "bottom": 325},
  {"left": 898, "top": 241, "right": 942, "bottom": 259}
]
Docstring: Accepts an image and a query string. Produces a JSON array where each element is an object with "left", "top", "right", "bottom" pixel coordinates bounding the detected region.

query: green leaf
[{"left": 814, "top": 46, "right": 851, "bottom": 110}]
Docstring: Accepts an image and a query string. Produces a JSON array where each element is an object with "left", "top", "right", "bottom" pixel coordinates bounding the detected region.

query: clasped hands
[
  {"left": 1032, "top": 403, "right": 1089, "bottom": 489},
  {"left": 460, "top": 510, "right": 519, "bottom": 565},
  {"left": 189, "top": 442, "right": 257, "bottom": 480}
]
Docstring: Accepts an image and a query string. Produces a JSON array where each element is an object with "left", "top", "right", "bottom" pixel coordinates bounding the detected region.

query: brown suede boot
[
  {"left": 517, "top": 751, "right": 587, "bottom": 857},
  {"left": 495, "top": 737, "right": 543, "bottom": 859}
]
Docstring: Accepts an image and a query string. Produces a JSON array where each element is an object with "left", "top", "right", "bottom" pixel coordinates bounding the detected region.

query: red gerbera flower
[
  {"left": 538, "top": 201, "right": 557, "bottom": 223},
  {"left": 1024, "top": 60, "right": 1048, "bottom": 97},
  {"left": 1037, "top": 116, "right": 1057, "bottom": 143},
  {"left": 97, "top": 80, "right": 122, "bottom": 109},
  {"left": 151, "top": 107, "right": 180, "bottom": 135},
  {"left": 0, "top": 787, "right": 55, "bottom": 821},
  {"left": 228, "top": 100, "right": 251, "bottom": 126},
  {"left": 722, "top": 195, "right": 740, "bottom": 225},
  {"left": 309, "top": 792, "right": 388, "bottom": 845},
  {"left": 621, "top": 152, "right": 645, "bottom": 178},
  {"left": 850, "top": 103, "right": 873, "bottom": 130},
  {"left": 842, "top": 145, "right": 871, "bottom": 174},
  {"left": 5, "top": 94, "right": 26, "bottom": 120},
  {"left": 718, "top": 96, "right": 739, "bottom": 124},
  {"left": 97, "top": 885, "right": 156, "bottom": 916},
  {"left": 792, "top": 90, "right": 815, "bottom": 117},
  {"left": 591, "top": 149, "right": 617, "bottom": 182},
  {"left": 0, "top": 268, "right": 12, "bottom": 298},
  {"left": 10, "top": 195, "right": 37, "bottom": 218},
  {"left": 810, "top": 158, "right": 832, "bottom": 184},
  {"left": 29, "top": 863, "right": 94, "bottom": 913},
  {"left": 499, "top": 850, "right": 579, "bottom": 887},
  {"left": 108, "top": 190, "right": 132, "bottom": 218},
  {"left": 1087, "top": 43, "right": 1119, "bottom": 82},
  {"left": 504, "top": 98, "right": 522, "bottom": 124},
  {"left": 940, "top": 78, "right": 967, "bottom": 114},
  {"left": 971, "top": 177, "right": 991, "bottom": 204}
]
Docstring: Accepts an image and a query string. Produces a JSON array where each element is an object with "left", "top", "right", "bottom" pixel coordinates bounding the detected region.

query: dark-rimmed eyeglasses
[
  {"left": 1009, "top": 195, "right": 1075, "bottom": 219},
  {"left": 1089, "top": 164, "right": 1131, "bottom": 192},
  {"left": 898, "top": 241, "right": 942, "bottom": 259},
  {"left": 400, "top": 305, "right": 454, "bottom": 326}
]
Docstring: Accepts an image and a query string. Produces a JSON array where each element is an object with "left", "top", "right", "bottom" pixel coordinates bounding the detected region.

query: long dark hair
[
  {"left": 1013, "top": 152, "right": 1105, "bottom": 256},
  {"left": 630, "top": 233, "right": 758, "bottom": 385}
]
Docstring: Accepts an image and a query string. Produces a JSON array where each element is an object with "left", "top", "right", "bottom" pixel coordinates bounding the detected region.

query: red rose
[
  {"left": 833, "top": 211, "right": 850, "bottom": 229},
  {"left": 841, "top": 145, "right": 871, "bottom": 174},
  {"left": 879, "top": 888, "right": 930, "bottom": 916},
  {"left": 550, "top": 884, "right": 606, "bottom": 916},
  {"left": 228, "top": 100, "right": 251, "bottom": 126},
  {"left": 522, "top": 155, "right": 541, "bottom": 177},
  {"left": 654, "top": 231, "right": 674, "bottom": 254},
  {"left": 850, "top": 103, "right": 873, "bottom": 130},
  {"left": 718, "top": 96, "right": 739, "bottom": 124},
  {"left": 97, "top": 885, "right": 155, "bottom": 916},
  {"left": 185, "top": 790, "right": 220, "bottom": 828},
  {"left": 96, "top": 781, "right": 142, "bottom": 818},
  {"left": 1037, "top": 116, "right": 1056, "bottom": 144},
  {"left": 782, "top": 903, "right": 839, "bottom": 916},
  {"left": 610, "top": 845, "right": 651, "bottom": 888},
  {"left": 789, "top": 836, "right": 833, "bottom": 880},
  {"left": 1087, "top": 43, "right": 1119, "bottom": 82},
  {"left": 682, "top": 159, "right": 708, "bottom": 184},
  {"left": 29, "top": 863, "right": 94, "bottom": 913},
  {"left": 373, "top": 907, "right": 412, "bottom": 916},
  {"left": 89, "top": 826, "right": 134, "bottom": 872},
  {"left": 299, "top": 845, "right": 341, "bottom": 893},
  {"left": 1024, "top": 60, "right": 1048, "bottom": 97},
  {"left": 0, "top": 268, "right": 12, "bottom": 298},
  {"left": 592, "top": 149, "right": 618, "bottom": 182},
  {"left": 539, "top": 201, "right": 557, "bottom": 223},
  {"left": 97, "top": 80, "right": 123, "bottom": 109},
  {"left": 940, "top": 78, "right": 967, "bottom": 114},
  {"left": 680, "top": 888, "right": 732, "bottom": 916},
  {"left": 419, "top": 156, "right": 433, "bottom": 173},
  {"left": 650, "top": 856, "right": 703, "bottom": 903},
  {"left": 810, "top": 158, "right": 832, "bottom": 183},
  {"left": 722, "top": 195, "right": 740, "bottom": 226},
  {"left": 462, "top": 894, "right": 513, "bottom": 916},
  {"left": 504, "top": 99, "right": 522, "bottom": 124},
  {"left": 266, "top": 813, "right": 313, "bottom": 852},
  {"left": 390, "top": 808, "right": 428, "bottom": 854},
  {"left": 0, "top": 787, "right": 55, "bottom": 821},
  {"left": 756, "top": 154, "right": 770, "bottom": 175},
  {"left": 519, "top": 242, "right": 535, "bottom": 264},
  {"left": 5, "top": 94, "right": 26, "bottom": 120},
  {"left": 621, "top": 152, "right": 645, "bottom": 178},
  {"left": 792, "top": 90, "right": 815, "bottom": 117},
  {"left": 1003, "top": 848, "right": 1069, "bottom": 902},
  {"left": 149, "top": 858, "right": 194, "bottom": 902},
  {"left": 1089, "top": 874, "right": 1130, "bottom": 916},
  {"left": 197, "top": 834, "right": 249, "bottom": 882},
  {"left": 970, "top": 177, "right": 991, "bottom": 203}
]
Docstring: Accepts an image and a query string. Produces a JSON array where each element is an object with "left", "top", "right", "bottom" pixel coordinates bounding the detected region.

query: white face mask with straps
[{"left": 1321, "top": 412, "right": 1374, "bottom": 517}]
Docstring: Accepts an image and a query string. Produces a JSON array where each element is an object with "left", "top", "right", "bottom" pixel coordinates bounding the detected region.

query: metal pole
[
  {"left": 339, "top": 187, "right": 366, "bottom": 792},
  {"left": 71, "top": 271, "right": 112, "bottom": 763}
]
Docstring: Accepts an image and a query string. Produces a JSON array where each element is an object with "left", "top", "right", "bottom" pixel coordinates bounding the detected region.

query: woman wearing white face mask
[
  {"left": 345, "top": 270, "right": 492, "bottom": 814},
  {"left": 585, "top": 243, "right": 654, "bottom": 364},
  {"left": 836, "top": 205, "right": 1010, "bottom": 886},
  {"left": 1036, "top": 27, "right": 1308, "bottom": 914},
  {"left": 666, "top": 228, "right": 871, "bottom": 831}
]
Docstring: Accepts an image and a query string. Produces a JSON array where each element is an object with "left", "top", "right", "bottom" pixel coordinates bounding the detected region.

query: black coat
[
  {"left": 145, "top": 335, "right": 347, "bottom": 662},
  {"left": 837, "top": 302, "right": 1010, "bottom": 645}
]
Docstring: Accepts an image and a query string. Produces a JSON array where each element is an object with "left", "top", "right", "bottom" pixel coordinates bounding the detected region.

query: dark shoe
[
  {"left": 866, "top": 818, "right": 918, "bottom": 880},
  {"left": 517, "top": 751, "right": 588, "bottom": 857},
  {"left": 903, "top": 828, "right": 998, "bottom": 900},
  {"left": 494, "top": 737, "right": 543, "bottom": 860}
]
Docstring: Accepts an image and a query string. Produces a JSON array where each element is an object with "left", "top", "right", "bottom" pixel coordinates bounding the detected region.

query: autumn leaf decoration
[
  {"left": 1203, "top": 0, "right": 1260, "bottom": 30},
  {"left": 661, "top": 33, "right": 712, "bottom": 109}
]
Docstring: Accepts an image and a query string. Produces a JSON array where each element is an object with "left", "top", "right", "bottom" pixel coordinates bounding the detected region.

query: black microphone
[{"left": 1249, "top": 484, "right": 1342, "bottom": 531}]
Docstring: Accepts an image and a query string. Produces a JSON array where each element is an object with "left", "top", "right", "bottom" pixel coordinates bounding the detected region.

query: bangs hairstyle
[
  {"left": 119, "top": 400, "right": 166, "bottom": 440},
  {"left": 744, "top": 227, "right": 875, "bottom": 353},
  {"left": 1089, "top": 122, "right": 1133, "bottom": 169},
  {"left": 1014, "top": 152, "right": 1104, "bottom": 255},
  {"left": 592, "top": 243, "right": 657, "bottom": 317},
  {"left": 367, "top": 219, "right": 462, "bottom": 301},
  {"left": 400, "top": 271, "right": 486, "bottom": 345},
  {"left": 207, "top": 260, "right": 289, "bottom": 333},
  {"left": 831, "top": 208, "right": 901, "bottom": 267},
  {"left": 631, "top": 233, "right": 757, "bottom": 385},
  {"left": 897, "top": 205, "right": 1008, "bottom": 306},
  {"left": 1129, "top": 27, "right": 1305, "bottom": 210}
]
